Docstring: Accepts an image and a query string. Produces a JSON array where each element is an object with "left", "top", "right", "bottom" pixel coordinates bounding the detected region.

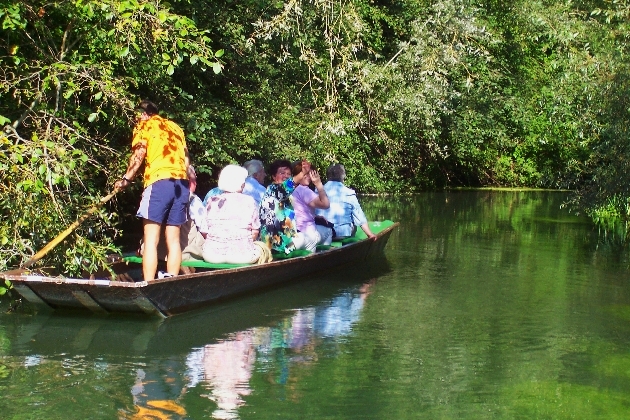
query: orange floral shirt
[{"left": 132, "top": 115, "right": 187, "bottom": 187}]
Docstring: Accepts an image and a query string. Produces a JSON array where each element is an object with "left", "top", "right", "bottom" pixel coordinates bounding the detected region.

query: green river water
[{"left": 1, "top": 191, "right": 630, "bottom": 419}]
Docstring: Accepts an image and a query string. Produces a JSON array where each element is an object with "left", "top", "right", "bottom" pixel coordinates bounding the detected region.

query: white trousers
[{"left": 293, "top": 226, "right": 334, "bottom": 252}]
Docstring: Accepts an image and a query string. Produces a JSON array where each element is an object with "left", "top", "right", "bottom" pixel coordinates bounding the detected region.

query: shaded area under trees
[{"left": 1, "top": 0, "right": 630, "bottom": 273}]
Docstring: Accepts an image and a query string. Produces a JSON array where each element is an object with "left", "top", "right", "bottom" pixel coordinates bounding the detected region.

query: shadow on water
[{"left": 3, "top": 258, "right": 391, "bottom": 359}]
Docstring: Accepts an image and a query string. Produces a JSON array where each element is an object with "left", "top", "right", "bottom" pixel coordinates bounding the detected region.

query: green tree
[{"left": 0, "top": 0, "right": 222, "bottom": 274}]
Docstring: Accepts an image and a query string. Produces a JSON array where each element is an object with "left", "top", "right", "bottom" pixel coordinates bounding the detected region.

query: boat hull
[{"left": 2, "top": 222, "right": 397, "bottom": 316}]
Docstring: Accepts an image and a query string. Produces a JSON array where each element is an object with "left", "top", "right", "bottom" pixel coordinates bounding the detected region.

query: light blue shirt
[
  {"left": 202, "top": 187, "right": 223, "bottom": 207},
  {"left": 315, "top": 181, "right": 367, "bottom": 237},
  {"left": 188, "top": 194, "right": 208, "bottom": 234},
  {"left": 242, "top": 176, "right": 266, "bottom": 206}
]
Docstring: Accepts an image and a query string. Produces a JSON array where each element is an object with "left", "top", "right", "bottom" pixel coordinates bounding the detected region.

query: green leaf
[
  {"left": 212, "top": 62, "right": 222, "bottom": 74},
  {"left": 215, "top": 49, "right": 224, "bottom": 58},
  {"left": 94, "top": 91, "right": 103, "bottom": 100},
  {"left": 119, "top": 46, "right": 129, "bottom": 57},
  {"left": 190, "top": 55, "right": 199, "bottom": 65},
  {"left": 167, "top": 64, "right": 174, "bottom": 75},
  {"left": 88, "top": 113, "right": 98, "bottom": 122}
]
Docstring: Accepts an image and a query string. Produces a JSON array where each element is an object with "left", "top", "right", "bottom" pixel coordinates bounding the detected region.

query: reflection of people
[
  {"left": 290, "top": 163, "right": 332, "bottom": 251},
  {"left": 316, "top": 164, "right": 376, "bottom": 241},
  {"left": 242, "top": 160, "right": 267, "bottom": 206},
  {"left": 203, "top": 165, "right": 267, "bottom": 264},
  {"left": 115, "top": 100, "right": 190, "bottom": 280},
  {"left": 202, "top": 331, "right": 256, "bottom": 419},
  {"left": 259, "top": 159, "right": 318, "bottom": 254},
  {"left": 127, "top": 361, "right": 188, "bottom": 419},
  {"left": 179, "top": 281, "right": 374, "bottom": 418}
]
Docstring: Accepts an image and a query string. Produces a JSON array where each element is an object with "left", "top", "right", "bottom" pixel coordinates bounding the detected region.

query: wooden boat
[
  {"left": 5, "top": 262, "right": 392, "bottom": 357},
  {"left": 0, "top": 221, "right": 398, "bottom": 317}
]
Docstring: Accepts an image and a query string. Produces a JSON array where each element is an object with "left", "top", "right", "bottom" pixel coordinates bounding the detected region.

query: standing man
[
  {"left": 115, "top": 100, "right": 190, "bottom": 280},
  {"left": 242, "top": 159, "right": 267, "bottom": 206}
]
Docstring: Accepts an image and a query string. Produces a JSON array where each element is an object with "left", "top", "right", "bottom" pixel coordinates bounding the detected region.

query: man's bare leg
[
  {"left": 165, "top": 224, "right": 182, "bottom": 276},
  {"left": 143, "top": 220, "right": 162, "bottom": 281}
]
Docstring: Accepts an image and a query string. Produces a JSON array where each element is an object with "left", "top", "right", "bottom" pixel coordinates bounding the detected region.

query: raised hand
[{"left": 310, "top": 169, "right": 323, "bottom": 186}]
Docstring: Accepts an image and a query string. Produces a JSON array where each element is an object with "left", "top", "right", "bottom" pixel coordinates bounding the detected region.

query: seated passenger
[
  {"left": 181, "top": 165, "right": 209, "bottom": 261},
  {"left": 290, "top": 162, "right": 333, "bottom": 251},
  {"left": 203, "top": 160, "right": 266, "bottom": 206},
  {"left": 202, "top": 165, "right": 270, "bottom": 264},
  {"left": 259, "top": 159, "right": 317, "bottom": 254},
  {"left": 202, "top": 187, "right": 223, "bottom": 206},
  {"left": 315, "top": 164, "right": 377, "bottom": 241},
  {"left": 242, "top": 159, "right": 267, "bottom": 206}
]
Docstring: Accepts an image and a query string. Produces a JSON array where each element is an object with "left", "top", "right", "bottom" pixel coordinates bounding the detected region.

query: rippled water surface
[{"left": 2, "top": 191, "right": 630, "bottom": 419}]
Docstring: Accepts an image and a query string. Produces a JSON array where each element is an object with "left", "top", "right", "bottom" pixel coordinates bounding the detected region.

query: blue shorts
[{"left": 137, "top": 178, "right": 190, "bottom": 225}]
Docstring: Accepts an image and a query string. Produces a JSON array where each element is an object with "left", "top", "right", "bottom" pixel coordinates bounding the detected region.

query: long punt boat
[{"left": 0, "top": 221, "right": 398, "bottom": 317}]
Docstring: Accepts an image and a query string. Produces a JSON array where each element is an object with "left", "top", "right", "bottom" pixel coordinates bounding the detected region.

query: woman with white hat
[{"left": 202, "top": 164, "right": 271, "bottom": 264}]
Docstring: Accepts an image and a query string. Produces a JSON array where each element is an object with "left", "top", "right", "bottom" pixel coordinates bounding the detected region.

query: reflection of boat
[
  {"left": 5, "top": 260, "right": 391, "bottom": 359},
  {"left": 1, "top": 221, "right": 397, "bottom": 317}
]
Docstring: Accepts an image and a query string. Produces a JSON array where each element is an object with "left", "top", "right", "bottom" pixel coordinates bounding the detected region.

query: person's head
[
  {"left": 243, "top": 159, "right": 266, "bottom": 186},
  {"left": 136, "top": 100, "right": 159, "bottom": 118},
  {"left": 292, "top": 162, "right": 310, "bottom": 186},
  {"left": 269, "top": 159, "right": 292, "bottom": 184},
  {"left": 187, "top": 165, "right": 197, "bottom": 194},
  {"left": 218, "top": 164, "right": 248, "bottom": 193},
  {"left": 326, "top": 164, "right": 346, "bottom": 182}
]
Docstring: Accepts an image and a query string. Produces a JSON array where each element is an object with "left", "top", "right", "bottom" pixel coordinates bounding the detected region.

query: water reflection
[
  {"left": 187, "top": 331, "right": 255, "bottom": 419},
  {"left": 0, "top": 253, "right": 387, "bottom": 419},
  {"left": 128, "top": 363, "right": 188, "bottom": 419},
  {"left": 169, "top": 281, "right": 374, "bottom": 419},
  {"left": 7, "top": 192, "right": 630, "bottom": 419}
]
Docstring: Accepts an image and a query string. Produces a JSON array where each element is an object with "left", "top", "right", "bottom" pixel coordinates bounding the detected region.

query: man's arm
[
  {"left": 360, "top": 223, "right": 377, "bottom": 240},
  {"left": 348, "top": 193, "right": 376, "bottom": 240},
  {"left": 114, "top": 143, "right": 146, "bottom": 189}
]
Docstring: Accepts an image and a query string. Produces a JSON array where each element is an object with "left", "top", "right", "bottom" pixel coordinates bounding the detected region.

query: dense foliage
[{"left": 2, "top": 0, "right": 630, "bottom": 273}]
